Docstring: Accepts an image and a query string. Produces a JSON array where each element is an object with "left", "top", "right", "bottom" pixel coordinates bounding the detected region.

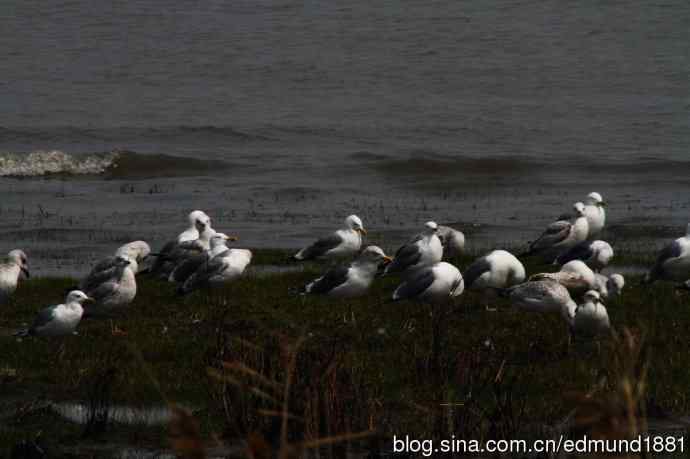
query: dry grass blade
[
  {"left": 297, "top": 430, "right": 374, "bottom": 449},
  {"left": 206, "top": 367, "right": 281, "bottom": 405},
  {"left": 169, "top": 404, "right": 206, "bottom": 459},
  {"left": 221, "top": 360, "right": 284, "bottom": 392}
]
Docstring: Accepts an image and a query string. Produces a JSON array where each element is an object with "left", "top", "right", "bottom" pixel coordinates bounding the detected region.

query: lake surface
[{"left": 2, "top": 0, "right": 689, "bottom": 275}]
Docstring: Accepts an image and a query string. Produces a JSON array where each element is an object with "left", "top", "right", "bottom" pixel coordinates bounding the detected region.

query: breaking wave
[{"left": 0, "top": 149, "right": 232, "bottom": 178}]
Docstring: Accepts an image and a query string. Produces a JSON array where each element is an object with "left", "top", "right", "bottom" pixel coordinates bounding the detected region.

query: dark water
[{"left": 1, "top": 0, "right": 689, "bottom": 275}]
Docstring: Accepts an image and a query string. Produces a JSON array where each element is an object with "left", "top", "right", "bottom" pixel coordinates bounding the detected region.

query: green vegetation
[{"left": 0, "top": 248, "right": 688, "bottom": 457}]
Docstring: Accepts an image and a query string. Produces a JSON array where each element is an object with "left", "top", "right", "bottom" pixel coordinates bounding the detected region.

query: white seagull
[
  {"left": 563, "top": 290, "right": 610, "bottom": 340},
  {"left": 15, "top": 291, "right": 93, "bottom": 337},
  {"left": 0, "top": 250, "right": 30, "bottom": 305},
  {"left": 385, "top": 221, "right": 443, "bottom": 276},
  {"left": 644, "top": 223, "right": 690, "bottom": 284},
  {"left": 464, "top": 250, "right": 526, "bottom": 291},
  {"left": 392, "top": 262, "right": 464, "bottom": 304},
  {"left": 300, "top": 246, "right": 391, "bottom": 298},
  {"left": 178, "top": 210, "right": 212, "bottom": 243},
  {"left": 523, "top": 202, "right": 589, "bottom": 262},
  {"left": 555, "top": 240, "right": 613, "bottom": 272},
  {"left": 178, "top": 247, "right": 253, "bottom": 295},
  {"left": 583, "top": 192, "right": 606, "bottom": 238},
  {"left": 593, "top": 273, "right": 625, "bottom": 300},
  {"left": 437, "top": 225, "right": 466, "bottom": 258},
  {"left": 293, "top": 215, "right": 366, "bottom": 261}
]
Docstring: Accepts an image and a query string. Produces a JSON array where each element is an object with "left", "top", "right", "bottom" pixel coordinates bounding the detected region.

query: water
[{"left": 2, "top": 0, "right": 689, "bottom": 276}]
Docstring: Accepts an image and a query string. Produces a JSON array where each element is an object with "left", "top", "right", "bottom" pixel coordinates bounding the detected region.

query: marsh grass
[{"left": 0, "top": 249, "right": 689, "bottom": 456}]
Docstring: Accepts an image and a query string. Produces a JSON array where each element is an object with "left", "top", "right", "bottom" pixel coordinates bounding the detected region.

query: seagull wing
[
  {"left": 386, "top": 242, "right": 422, "bottom": 274},
  {"left": 530, "top": 220, "right": 572, "bottom": 251},
  {"left": 295, "top": 233, "right": 345, "bottom": 260},
  {"left": 555, "top": 241, "right": 594, "bottom": 265},
  {"left": 29, "top": 306, "right": 57, "bottom": 332},
  {"left": 307, "top": 266, "right": 351, "bottom": 294},
  {"left": 393, "top": 268, "right": 435, "bottom": 301},
  {"left": 463, "top": 256, "right": 492, "bottom": 289}
]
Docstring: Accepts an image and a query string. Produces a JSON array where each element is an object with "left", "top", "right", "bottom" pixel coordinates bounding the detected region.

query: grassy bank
[{"left": 0, "top": 248, "right": 689, "bottom": 457}]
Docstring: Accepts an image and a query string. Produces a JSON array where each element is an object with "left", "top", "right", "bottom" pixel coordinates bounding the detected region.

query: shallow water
[{"left": 2, "top": 1, "right": 689, "bottom": 276}]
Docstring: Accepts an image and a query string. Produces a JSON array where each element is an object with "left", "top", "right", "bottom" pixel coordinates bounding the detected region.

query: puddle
[{"left": 51, "top": 402, "right": 182, "bottom": 426}]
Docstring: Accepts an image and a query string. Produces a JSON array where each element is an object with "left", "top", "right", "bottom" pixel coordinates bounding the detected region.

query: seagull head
[
  {"left": 188, "top": 210, "right": 211, "bottom": 232},
  {"left": 424, "top": 221, "right": 439, "bottom": 234},
  {"left": 358, "top": 245, "right": 392, "bottom": 265},
  {"left": 65, "top": 290, "right": 95, "bottom": 305},
  {"left": 573, "top": 202, "right": 586, "bottom": 217},
  {"left": 583, "top": 290, "right": 601, "bottom": 304},
  {"left": 210, "top": 233, "right": 237, "bottom": 248},
  {"left": 8, "top": 249, "right": 29, "bottom": 279},
  {"left": 345, "top": 215, "right": 366, "bottom": 235},
  {"left": 608, "top": 274, "right": 625, "bottom": 295},
  {"left": 586, "top": 192, "right": 605, "bottom": 207},
  {"left": 118, "top": 241, "right": 151, "bottom": 262}
]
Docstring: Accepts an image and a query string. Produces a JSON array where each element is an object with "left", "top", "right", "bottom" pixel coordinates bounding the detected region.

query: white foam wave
[{"left": 0, "top": 150, "right": 117, "bottom": 177}]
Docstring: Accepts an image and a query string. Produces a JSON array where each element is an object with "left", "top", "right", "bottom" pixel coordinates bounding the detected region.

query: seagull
[
  {"left": 499, "top": 278, "right": 577, "bottom": 316},
  {"left": 82, "top": 256, "right": 137, "bottom": 334},
  {"left": 464, "top": 250, "right": 526, "bottom": 291},
  {"left": 385, "top": 221, "right": 443, "bottom": 276},
  {"left": 300, "top": 246, "right": 391, "bottom": 298},
  {"left": 0, "top": 250, "right": 30, "bottom": 305},
  {"left": 437, "top": 225, "right": 466, "bottom": 258},
  {"left": 522, "top": 202, "right": 589, "bottom": 262},
  {"left": 149, "top": 210, "right": 214, "bottom": 277},
  {"left": 593, "top": 273, "right": 625, "bottom": 300},
  {"left": 178, "top": 248, "right": 253, "bottom": 295},
  {"left": 644, "top": 223, "right": 690, "bottom": 284},
  {"left": 583, "top": 192, "right": 606, "bottom": 238},
  {"left": 168, "top": 233, "right": 235, "bottom": 284},
  {"left": 15, "top": 291, "right": 93, "bottom": 337},
  {"left": 292, "top": 215, "right": 366, "bottom": 261},
  {"left": 555, "top": 240, "right": 613, "bottom": 272},
  {"left": 80, "top": 241, "right": 150, "bottom": 291},
  {"left": 177, "top": 210, "right": 212, "bottom": 243},
  {"left": 528, "top": 262, "right": 595, "bottom": 299},
  {"left": 564, "top": 290, "right": 610, "bottom": 340},
  {"left": 392, "top": 262, "right": 464, "bottom": 304}
]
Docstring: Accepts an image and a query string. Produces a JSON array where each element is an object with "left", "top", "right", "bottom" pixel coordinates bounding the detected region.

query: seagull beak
[
  {"left": 599, "top": 201, "right": 607, "bottom": 207},
  {"left": 20, "top": 267, "right": 30, "bottom": 279},
  {"left": 227, "top": 235, "right": 239, "bottom": 241},
  {"left": 84, "top": 297, "right": 96, "bottom": 304},
  {"left": 382, "top": 256, "right": 393, "bottom": 264},
  {"left": 357, "top": 228, "right": 367, "bottom": 236}
]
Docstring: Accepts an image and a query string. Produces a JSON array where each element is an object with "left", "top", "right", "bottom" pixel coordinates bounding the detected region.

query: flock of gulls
[{"left": 2, "top": 191, "right": 690, "bottom": 343}]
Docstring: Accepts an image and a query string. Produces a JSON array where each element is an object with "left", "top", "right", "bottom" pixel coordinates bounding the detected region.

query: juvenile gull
[
  {"left": 500, "top": 278, "right": 577, "bottom": 316},
  {"left": 0, "top": 250, "right": 29, "bottom": 305},
  {"left": 300, "top": 246, "right": 391, "bottom": 298},
  {"left": 392, "top": 262, "right": 464, "bottom": 304},
  {"left": 583, "top": 192, "right": 606, "bottom": 238},
  {"left": 563, "top": 290, "right": 610, "bottom": 340},
  {"left": 80, "top": 241, "right": 151, "bottom": 291},
  {"left": 178, "top": 248, "right": 253, "bottom": 295},
  {"left": 83, "top": 256, "right": 137, "bottom": 335},
  {"left": 293, "top": 215, "right": 366, "bottom": 261},
  {"left": 437, "top": 225, "right": 466, "bottom": 258},
  {"left": 523, "top": 202, "right": 589, "bottom": 262},
  {"left": 385, "top": 221, "right": 443, "bottom": 276},
  {"left": 15, "top": 291, "right": 93, "bottom": 338},
  {"left": 555, "top": 240, "right": 613, "bottom": 272},
  {"left": 644, "top": 223, "right": 690, "bottom": 284}
]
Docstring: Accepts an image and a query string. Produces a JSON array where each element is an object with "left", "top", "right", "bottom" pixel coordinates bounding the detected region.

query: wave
[{"left": 0, "top": 149, "right": 233, "bottom": 178}]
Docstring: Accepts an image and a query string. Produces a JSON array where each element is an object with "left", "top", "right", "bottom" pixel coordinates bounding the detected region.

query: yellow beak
[{"left": 357, "top": 228, "right": 367, "bottom": 236}]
